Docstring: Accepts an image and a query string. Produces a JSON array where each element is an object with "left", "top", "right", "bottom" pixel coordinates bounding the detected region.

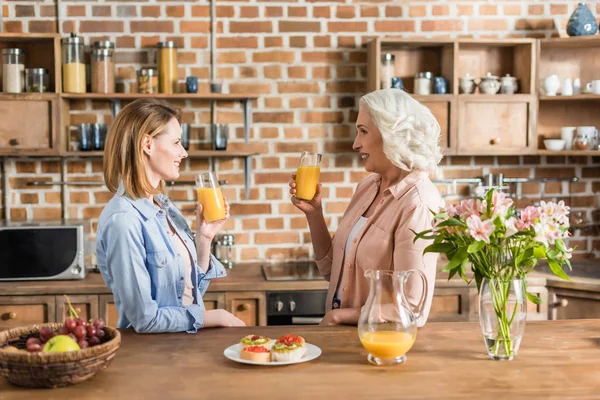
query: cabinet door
[
  {"left": 55, "top": 295, "right": 99, "bottom": 322},
  {"left": 203, "top": 292, "right": 226, "bottom": 310},
  {"left": 458, "top": 96, "right": 535, "bottom": 154},
  {"left": 0, "top": 96, "right": 58, "bottom": 154},
  {"left": 98, "top": 295, "right": 119, "bottom": 327},
  {"left": 548, "top": 288, "right": 600, "bottom": 320},
  {"left": 225, "top": 291, "right": 266, "bottom": 327},
  {"left": 428, "top": 288, "right": 470, "bottom": 322},
  {"left": 421, "top": 98, "right": 456, "bottom": 154},
  {"left": 0, "top": 296, "right": 56, "bottom": 331}
]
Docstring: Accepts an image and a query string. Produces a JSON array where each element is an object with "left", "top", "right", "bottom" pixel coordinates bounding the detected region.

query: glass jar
[
  {"left": 25, "top": 68, "right": 49, "bottom": 93},
  {"left": 91, "top": 48, "right": 115, "bottom": 93},
  {"left": 573, "top": 133, "right": 591, "bottom": 150},
  {"left": 414, "top": 72, "right": 433, "bottom": 95},
  {"left": 158, "top": 41, "right": 178, "bottom": 94},
  {"left": 2, "top": 48, "right": 25, "bottom": 94},
  {"left": 137, "top": 68, "right": 158, "bottom": 94},
  {"left": 380, "top": 53, "right": 395, "bottom": 90},
  {"left": 62, "top": 33, "right": 86, "bottom": 93},
  {"left": 214, "top": 234, "right": 235, "bottom": 269}
]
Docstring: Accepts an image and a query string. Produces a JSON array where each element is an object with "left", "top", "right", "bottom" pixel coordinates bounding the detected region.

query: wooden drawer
[
  {"left": 203, "top": 292, "right": 226, "bottom": 310},
  {"left": 428, "top": 288, "right": 470, "bottom": 322},
  {"left": 55, "top": 295, "right": 99, "bottom": 322},
  {"left": 0, "top": 95, "right": 59, "bottom": 155},
  {"left": 226, "top": 291, "right": 266, "bottom": 327},
  {"left": 457, "top": 96, "right": 535, "bottom": 154},
  {"left": 548, "top": 288, "right": 600, "bottom": 320},
  {"left": 0, "top": 296, "right": 56, "bottom": 331},
  {"left": 421, "top": 99, "right": 455, "bottom": 153},
  {"left": 98, "top": 295, "right": 119, "bottom": 327}
]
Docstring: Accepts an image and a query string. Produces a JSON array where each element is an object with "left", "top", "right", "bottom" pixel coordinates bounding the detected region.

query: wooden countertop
[{"left": 1, "top": 320, "right": 598, "bottom": 398}]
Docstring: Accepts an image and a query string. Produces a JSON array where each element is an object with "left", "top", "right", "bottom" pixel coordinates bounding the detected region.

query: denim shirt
[{"left": 96, "top": 186, "right": 227, "bottom": 333}]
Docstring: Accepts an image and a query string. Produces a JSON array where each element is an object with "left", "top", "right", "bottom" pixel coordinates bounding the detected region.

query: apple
[{"left": 42, "top": 335, "right": 81, "bottom": 353}]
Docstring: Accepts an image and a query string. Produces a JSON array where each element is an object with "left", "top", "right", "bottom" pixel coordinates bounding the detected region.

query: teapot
[
  {"left": 358, "top": 269, "right": 428, "bottom": 365},
  {"left": 479, "top": 72, "right": 501, "bottom": 95}
]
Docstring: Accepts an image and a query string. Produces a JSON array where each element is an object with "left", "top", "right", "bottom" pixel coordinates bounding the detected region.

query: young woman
[
  {"left": 97, "top": 99, "right": 244, "bottom": 333},
  {"left": 289, "top": 89, "right": 444, "bottom": 327}
]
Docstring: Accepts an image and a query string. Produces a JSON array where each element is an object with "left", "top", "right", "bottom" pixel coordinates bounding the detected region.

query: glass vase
[{"left": 479, "top": 277, "right": 527, "bottom": 360}]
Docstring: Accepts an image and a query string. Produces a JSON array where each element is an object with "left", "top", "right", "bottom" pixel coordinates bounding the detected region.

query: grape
[
  {"left": 78, "top": 340, "right": 89, "bottom": 349},
  {"left": 68, "top": 333, "right": 77, "bottom": 342},
  {"left": 88, "top": 336, "right": 100, "bottom": 347},
  {"left": 26, "top": 337, "right": 41, "bottom": 347},
  {"left": 39, "top": 327, "right": 54, "bottom": 342},
  {"left": 65, "top": 318, "right": 77, "bottom": 332},
  {"left": 57, "top": 326, "right": 69, "bottom": 335},
  {"left": 86, "top": 326, "right": 96, "bottom": 338},
  {"left": 75, "top": 318, "right": 88, "bottom": 327},
  {"left": 26, "top": 343, "right": 42, "bottom": 352},
  {"left": 74, "top": 325, "right": 86, "bottom": 340},
  {"left": 93, "top": 318, "right": 105, "bottom": 330},
  {"left": 95, "top": 328, "right": 105, "bottom": 339}
]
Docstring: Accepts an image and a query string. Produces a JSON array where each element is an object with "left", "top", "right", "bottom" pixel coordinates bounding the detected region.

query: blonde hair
[
  {"left": 359, "top": 89, "right": 443, "bottom": 173},
  {"left": 103, "top": 98, "right": 181, "bottom": 199}
]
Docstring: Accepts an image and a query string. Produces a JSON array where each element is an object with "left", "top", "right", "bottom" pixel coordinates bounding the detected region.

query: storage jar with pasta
[
  {"left": 137, "top": 68, "right": 158, "bottom": 94},
  {"left": 62, "top": 33, "right": 86, "bottom": 93},
  {"left": 158, "top": 41, "right": 178, "bottom": 94},
  {"left": 2, "top": 48, "right": 25, "bottom": 94}
]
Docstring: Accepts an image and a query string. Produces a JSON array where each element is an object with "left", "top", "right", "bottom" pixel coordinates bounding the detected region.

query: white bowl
[{"left": 544, "top": 139, "right": 566, "bottom": 151}]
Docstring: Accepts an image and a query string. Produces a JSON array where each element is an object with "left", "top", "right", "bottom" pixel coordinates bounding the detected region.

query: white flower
[{"left": 505, "top": 217, "right": 519, "bottom": 238}]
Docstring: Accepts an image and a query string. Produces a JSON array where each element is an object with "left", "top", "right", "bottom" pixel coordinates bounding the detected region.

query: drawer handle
[
  {"left": 8, "top": 138, "right": 20, "bottom": 146},
  {"left": 490, "top": 137, "right": 501, "bottom": 145},
  {"left": 237, "top": 303, "right": 250, "bottom": 312},
  {"left": 551, "top": 299, "right": 569, "bottom": 308},
  {"left": 8, "top": 312, "right": 16, "bottom": 320}
]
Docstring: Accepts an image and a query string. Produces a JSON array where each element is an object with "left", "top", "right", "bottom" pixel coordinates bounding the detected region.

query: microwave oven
[{"left": 0, "top": 222, "right": 87, "bottom": 281}]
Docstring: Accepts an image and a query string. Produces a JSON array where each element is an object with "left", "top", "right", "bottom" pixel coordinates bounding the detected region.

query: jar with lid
[
  {"left": 573, "top": 133, "right": 590, "bottom": 150},
  {"left": 91, "top": 48, "right": 115, "bottom": 93},
  {"left": 158, "top": 41, "right": 178, "bottom": 94},
  {"left": 137, "top": 68, "right": 159, "bottom": 94},
  {"left": 2, "top": 48, "right": 25, "bottom": 94},
  {"left": 62, "top": 33, "right": 86, "bottom": 93},
  {"left": 25, "top": 68, "right": 48, "bottom": 93},
  {"left": 414, "top": 72, "right": 433, "bottom": 95},
  {"left": 380, "top": 53, "right": 395, "bottom": 90}
]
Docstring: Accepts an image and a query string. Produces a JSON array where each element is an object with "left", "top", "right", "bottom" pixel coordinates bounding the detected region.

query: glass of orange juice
[
  {"left": 195, "top": 172, "right": 226, "bottom": 223},
  {"left": 295, "top": 151, "right": 322, "bottom": 201}
]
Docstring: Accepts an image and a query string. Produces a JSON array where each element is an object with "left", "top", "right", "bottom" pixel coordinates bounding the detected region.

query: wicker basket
[{"left": 0, "top": 322, "right": 121, "bottom": 388}]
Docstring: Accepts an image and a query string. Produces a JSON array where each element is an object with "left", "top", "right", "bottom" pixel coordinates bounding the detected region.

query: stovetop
[{"left": 261, "top": 261, "right": 325, "bottom": 281}]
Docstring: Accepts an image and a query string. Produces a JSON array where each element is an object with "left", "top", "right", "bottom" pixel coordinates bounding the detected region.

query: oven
[{"left": 262, "top": 261, "right": 327, "bottom": 325}]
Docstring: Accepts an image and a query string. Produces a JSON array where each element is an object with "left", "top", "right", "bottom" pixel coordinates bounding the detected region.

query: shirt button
[
  {"left": 178, "top": 296, "right": 181, "bottom": 300},
  {"left": 180, "top": 277, "right": 184, "bottom": 281},
  {"left": 177, "top": 253, "right": 181, "bottom": 257},
  {"left": 380, "top": 200, "right": 384, "bottom": 204},
  {"left": 343, "top": 286, "right": 350, "bottom": 293},
  {"left": 161, "top": 261, "right": 165, "bottom": 265},
  {"left": 345, "top": 263, "right": 351, "bottom": 268},
  {"left": 352, "top": 238, "right": 357, "bottom": 244}
]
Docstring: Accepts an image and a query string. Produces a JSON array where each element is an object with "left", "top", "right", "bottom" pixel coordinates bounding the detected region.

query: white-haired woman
[{"left": 289, "top": 88, "right": 444, "bottom": 327}]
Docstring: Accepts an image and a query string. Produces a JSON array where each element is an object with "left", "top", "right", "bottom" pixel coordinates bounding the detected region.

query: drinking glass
[
  {"left": 195, "top": 172, "right": 226, "bottom": 223},
  {"left": 295, "top": 151, "right": 322, "bottom": 201}
]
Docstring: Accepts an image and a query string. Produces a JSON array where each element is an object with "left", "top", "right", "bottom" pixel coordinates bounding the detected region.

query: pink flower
[
  {"left": 457, "top": 199, "right": 481, "bottom": 219},
  {"left": 466, "top": 215, "right": 495, "bottom": 243},
  {"left": 492, "top": 191, "right": 513, "bottom": 217},
  {"left": 505, "top": 217, "right": 519, "bottom": 238},
  {"left": 444, "top": 204, "right": 458, "bottom": 217},
  {"left": 519, "top": 206, "right": 539, "bottom": 229}
]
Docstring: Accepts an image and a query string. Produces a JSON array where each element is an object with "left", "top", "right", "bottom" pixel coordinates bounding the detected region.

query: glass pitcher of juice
[
  {"left": 358, "top": 269, "right": 428, "bottom": 366},
  {"left": 195, "top": 172, "right": 226, "bottom": 223},
  {"left": 295, "top": 151, "right": 322, "bottom": 201}
]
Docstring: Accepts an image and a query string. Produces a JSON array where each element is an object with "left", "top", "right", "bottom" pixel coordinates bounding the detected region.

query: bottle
[
  {"left": 158, "top": 41, "right": 178, "bottom": 94},
  {"left": 380, "top": 53, "right": 395, "bottom": 90}
]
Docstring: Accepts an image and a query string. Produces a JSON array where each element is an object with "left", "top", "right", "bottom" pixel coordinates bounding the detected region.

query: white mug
[
  {"left": 585, "top": 80, "right": 600, "bottom": 95},
  {"left": 560, "top": 126, "right": 576, "bottom": 149}
]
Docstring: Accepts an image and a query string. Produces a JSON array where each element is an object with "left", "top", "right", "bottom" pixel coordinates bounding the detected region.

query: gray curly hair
[{"left": 359, "top": 89, "right": 443, "bottom": 173}]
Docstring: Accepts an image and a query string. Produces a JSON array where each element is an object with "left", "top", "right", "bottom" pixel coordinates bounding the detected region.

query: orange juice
[
  {"left": 196, "top": 187, "right": 226, "bottom": 222},
  {"left": 360, "top": 331, "right": 415, "bottom": 359},
  {"left": 295, "top": 166, "right": 320, "bottom": 200}
]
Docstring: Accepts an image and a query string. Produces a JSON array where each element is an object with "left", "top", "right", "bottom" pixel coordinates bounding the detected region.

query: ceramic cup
[
  {"left": 585, "top": 80, "right": 600, "bottom": 94},
  {"left": 560, "top": 126, "right": 577, "bottom": 150}
]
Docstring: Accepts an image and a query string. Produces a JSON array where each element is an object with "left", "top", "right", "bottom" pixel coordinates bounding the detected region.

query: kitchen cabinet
[
  {"left": 203, "top": 292, "right": 226, "bottom": 311},
  {"left": 0, "top": 295, "right": 55, "bottom": 331},
  {"left": 548, "top": 287, "right": 600, "bottom": 320},
  {"left": 55, "top": 294, "right": 99, "bottom": 322},
  {"left": 98, "top": 295, "right": 119, "bottom": 327},
  {"left": 225, "top": 291, "right": 267, "bottom": 327},
  {"left": 428, "top": 287, "right": 470, "bottom": 322}
]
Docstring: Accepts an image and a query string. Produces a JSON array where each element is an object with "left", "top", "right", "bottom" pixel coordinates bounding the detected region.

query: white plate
[{"left": 223, "top": 342, "right": 322, "bottom": 366}]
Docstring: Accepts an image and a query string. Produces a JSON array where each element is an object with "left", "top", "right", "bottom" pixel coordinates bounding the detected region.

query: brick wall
[{"left": 2, "top": 0, "right": 600, "bottom": 261}]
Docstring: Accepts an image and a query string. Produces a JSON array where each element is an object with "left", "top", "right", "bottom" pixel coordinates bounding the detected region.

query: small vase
[
  {"left": 479, "top": 277, "right": 527, "bottom": 360},
  {"left": 566, "top": 3, "right": 598, "bottom": 37}
]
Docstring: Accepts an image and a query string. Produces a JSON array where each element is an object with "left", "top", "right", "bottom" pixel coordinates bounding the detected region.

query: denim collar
[{"left": 117, "top": 182, "right": 166, "bottom": 220}]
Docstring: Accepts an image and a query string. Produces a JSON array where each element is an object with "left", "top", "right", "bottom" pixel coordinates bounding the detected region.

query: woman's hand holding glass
[{"left": 289, "top": 176, "right": 323, "bottom": 216}]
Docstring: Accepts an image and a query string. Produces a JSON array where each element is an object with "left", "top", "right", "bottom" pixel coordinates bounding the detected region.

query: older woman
[{"left": 289, "top": 89, "right": 444, "bottom": 326}]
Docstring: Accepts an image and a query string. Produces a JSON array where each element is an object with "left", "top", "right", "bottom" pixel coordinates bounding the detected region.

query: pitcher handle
[{"left": 400, "top": 269, "right": 428, "bottom": 323}]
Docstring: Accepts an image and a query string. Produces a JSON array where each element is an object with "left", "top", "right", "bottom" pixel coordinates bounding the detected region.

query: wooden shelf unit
[
  {"left": 61, "top": 93, "right": 259, "bottom": 101},
  {"left": 367, "top": 38, "right": 537, "bottom": 155},
  {"left": 538, "top": 36, "right": 600, "bottom": 152},
  {"left": 536, "top": 150, "right": 600, "bottom": 156}
]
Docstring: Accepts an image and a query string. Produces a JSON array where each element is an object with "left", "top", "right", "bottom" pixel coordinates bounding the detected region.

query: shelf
[
  {"left": 0, "top": 93, "right": 59, "bottom": 101},
  {"left": 63, "top": 150, "right": 259, "bottom": 158},
  {"left": 537, "top": 150, "right": 600, "bottom": 156},
  {"left": 60, "top": 93, "right": 259, "bottom": 101},
  {"left": 411, "top": 94, "right": 455, "bottom": 102},
  {"left": 539, "top": 95, "right": 600, "bottom": 101},
  {"left": 541, "top": 36, "right": 600, "bottom": 49},
  {"left": 458, "top": 94, "right": 535, "bottom": 102}
]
